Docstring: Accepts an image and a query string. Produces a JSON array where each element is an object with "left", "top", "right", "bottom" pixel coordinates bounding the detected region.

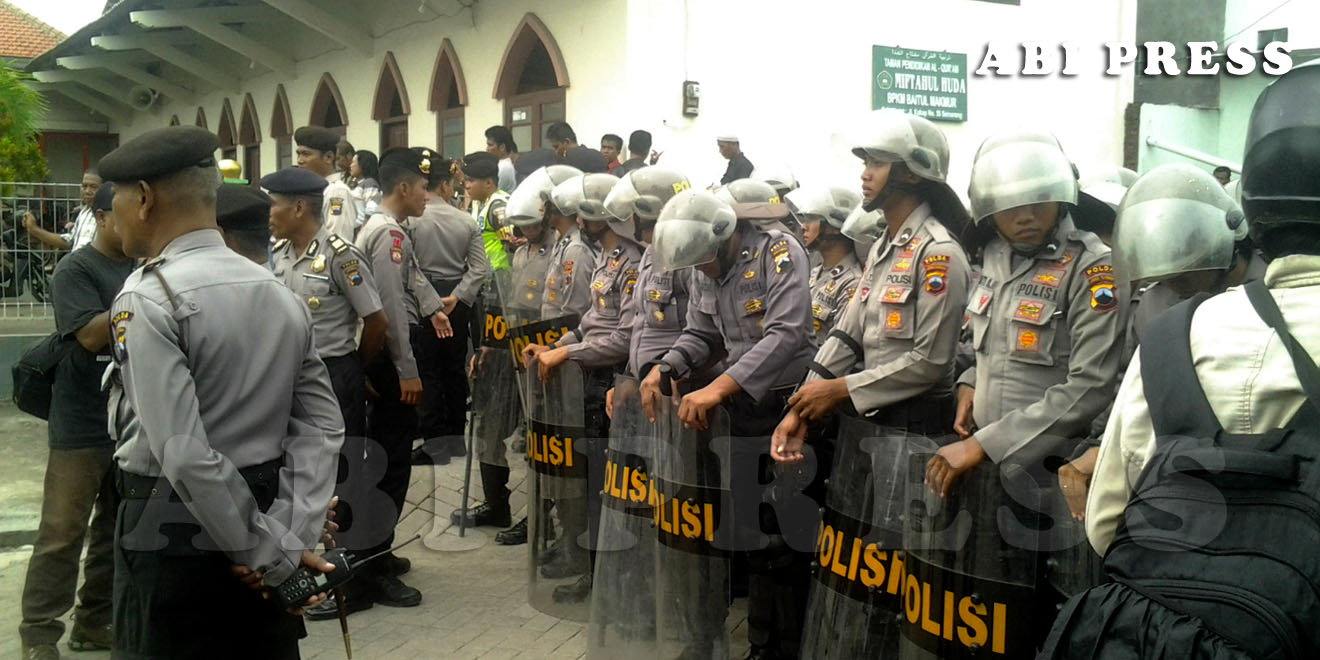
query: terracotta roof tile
[{"left": 0, "top": 1, "right": 65, "bottom": 60}]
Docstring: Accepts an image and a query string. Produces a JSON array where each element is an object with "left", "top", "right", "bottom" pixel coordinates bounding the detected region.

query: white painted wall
[
  {"left": 106, "top": 0, "right": 1137, "bottom": 202},
  {"left": 1137, "top": 103, "right": 1222, "bottom": 173}
]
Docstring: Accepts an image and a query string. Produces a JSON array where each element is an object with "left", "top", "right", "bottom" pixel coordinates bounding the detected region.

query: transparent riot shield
[
  {"left": 653, "top": 391, "right": 734, "bottom": 660},
  {"left": 586, "top": 376, "right": 658, "bottom": 657},
  {"left": 800, "top": 416, "right": 937, "bottom": 659},
  {"left": 524, "top": 358, "right": 590, "bottom": 621},
  {"left": 900, "top": 460, "right": 1041, "bottom": 659},
  {"left": 1042, "top": 481, "right": 1103, "bottom": 599},
  {"left": 471, "top": 272, "right": 520, "bottom": 469}
]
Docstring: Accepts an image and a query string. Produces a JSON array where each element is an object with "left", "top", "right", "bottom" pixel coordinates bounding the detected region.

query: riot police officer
[
  {"left": 784, "top": 184, "right": 864, "bottom": 344},
  {"left": 543, "top": 176, "right": 600, "bottom": 319},
  {"left": 717, "top": 177, "right": 800, "bottom": 239},
  {"left": 99, "top": 126, "right": 343, "bottom": 658},
  {"left": 642, "top": 190, "right": 817, "bottom": 660}
]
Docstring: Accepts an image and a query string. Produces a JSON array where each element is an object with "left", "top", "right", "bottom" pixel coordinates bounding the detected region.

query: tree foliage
[{"left": 0, "top": 64, "right": 48, "bottom": 183}]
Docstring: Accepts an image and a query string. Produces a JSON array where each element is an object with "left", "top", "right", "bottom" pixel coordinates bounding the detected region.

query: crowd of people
[{"left": 14, "top": 60, "right": 1320, "bottom": 660}]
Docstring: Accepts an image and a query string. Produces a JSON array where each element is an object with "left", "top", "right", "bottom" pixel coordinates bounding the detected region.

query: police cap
[
  {"left": 461, "top": 151, "right": 498, "bottom": 180},
  {"left": 260, "top": 167, "right": 328, "bottom": 196},
  {"left": 98, "top": 126, "right": 219, "bottom": 183},
  {"left": 379, "top": 147, "right": 431, "bottom": 179},
  {"left": 293, "top": 126, "right": 340, "bottom": 153},
  {"left": 216, "top": 184, "right": 272, "bottom": 231}
]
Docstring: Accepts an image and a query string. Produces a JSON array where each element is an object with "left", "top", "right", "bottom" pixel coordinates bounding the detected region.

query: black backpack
[
  {"left": 1103, "top": 280, "right": 1320, "bottom": 660},
  {"left": 11, "top": 331, "right": 76, "bottom": 420}
]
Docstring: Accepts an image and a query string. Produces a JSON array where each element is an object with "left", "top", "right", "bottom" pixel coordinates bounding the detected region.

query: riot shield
[
  {"left": 524, "top": 358, "right": 591, "bottom": 621},
  {"left": 471, "top": 272, "right": 520, "bottom": 469},
  {"left": 1042, "top": 481, "right": 1103, "bottom": 599},
  {"left": 653, "top": 391, "right": 735, "bottom": 660},
  {"left": 899, "top": 460, "right": 1041, "bottom": 660},
  {"left": 586, "top": 376, "right": 658, "bottom": 657},
  {"left": 800, "top": 416, "right": 937, "bottom": 659}
]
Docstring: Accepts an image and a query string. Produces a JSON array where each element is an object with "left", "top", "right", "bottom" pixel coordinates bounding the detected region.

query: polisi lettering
[
  {"left": 902, "top": 570, "right": 1004, "bottom": 654},
  {"left": 652, "top": 490, "right": 716, "bottom": 544},
  {"left": 527, "top": 427, "right": 574, "bottom": 469},
  {"left": 814, "top": 520, "right": 907, "bottom": 597},
  {"left": 603, "top": 458, "right": 653, "bottom": 509}
]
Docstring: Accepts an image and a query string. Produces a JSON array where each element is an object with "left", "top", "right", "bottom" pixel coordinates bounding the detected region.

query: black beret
[
  {"left": 564, "top": 146, "right": 608, "bottom": 174},
  {"left": 293, "top": 126, "right": 340, "bottom": 153},
  {"left": 260, "top": 167, "right": 328, "bottom": 196},
  {"left": 513, "top": 148, "right": 563, "bottom": 180},
  {"left": 91, "top": 182, "right": 114, "bottom": 211},
  {"left": 98, "top": 126, "right": 219, "bottom": 182},
  {"left": 379, "top": 147, "right": 430, "bottom": 179},
  {"left": 216, "top": 184, "right": 272, "bottom": 231},
  {"left": 461, "top": 151, "right": 498, "bottom": 180}
]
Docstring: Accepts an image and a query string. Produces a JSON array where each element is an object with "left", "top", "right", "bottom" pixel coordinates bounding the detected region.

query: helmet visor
[
  {"left": 604, "top": 175, "right": 641, "bottom": 221},
  {"left": 652, "top": 219, "right": 718, "bottom": 271},
  {"left": 969, "top": 141, "right": 1078, "bottom": 222}
]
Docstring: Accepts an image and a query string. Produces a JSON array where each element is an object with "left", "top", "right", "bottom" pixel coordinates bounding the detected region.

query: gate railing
[{"left": 0, "top": 182, "right": 83, "bottom": 320}]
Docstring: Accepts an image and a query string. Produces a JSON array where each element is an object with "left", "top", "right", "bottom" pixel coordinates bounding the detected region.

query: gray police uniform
[
  {"left": 558, "top": 241, "right": 643, "bottom": 368},
  {"left": 323, "top": 178, "right": 360, "bottom": 240},
  {"left": 508, "top": 230, "right": 558, "bottom": 321},
  {"left": 807, "top": 252, "right": 863, "bottom": 345},
  {"left": 957, "top": 214, "right": 1125, "bottom": 468},
  {"left": 272, "top": 229, "right": 382, "bottom": 439},
  {"left": 628, "top": 247, "right": 700, "bottom": 378},
  {"left": 541, "top": 227, "right": 597, "bottom": 319},
  {"left": 808, "top": 204, "right": 971, "bottom": 426},
  {"left": 406, "top": 197, "right": 490, "bottom": 442},
  {"left": 108, "top": 229, "right": 344, "bottom": 658}
]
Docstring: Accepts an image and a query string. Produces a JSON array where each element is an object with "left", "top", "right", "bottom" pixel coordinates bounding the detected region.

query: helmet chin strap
[{"left": 862, "top": 173, "right": 916, "bottom": 213}]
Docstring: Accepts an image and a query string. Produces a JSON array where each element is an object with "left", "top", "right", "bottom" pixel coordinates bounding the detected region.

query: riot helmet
[
  {"left": 652, "top": 189, "right": 736, "bottom": 271},
  {"left": 603, "top": 166, "right": 691, "bottom": 244},
  {"left": 577, "top": 173, "right": 619, "bottom": 222},
  {"left": 550, "top": 175, "right": 586, "bottom": 218},
  {"left": 1241, "top": 60, "right": 1320, "bottom": 225},
  {"left": 715, "top": 178, "right": 781, "bottom": 205},
  {"left": 506, "top": 164, "right": 583, "bottom": 228},
  {"left": 1114, "top": 163, "right": 1246, "bottom": 285},
  {"left": 786, "top": 185, "right": 862, "bottom": 229},
  {"left": 751, "top": 163, "right": 798, "bottom": 198},
  {"left": 968, "top": 129, "right": 1078, "bottom": 224},
  {"left": 1075, "top": 164, "right": 1138, "bottom": 239}
]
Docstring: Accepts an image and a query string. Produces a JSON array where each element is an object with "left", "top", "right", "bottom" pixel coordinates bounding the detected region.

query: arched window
[
  {"left": 271, "top": 84, "right": 293, "bottom": 169},
  {"left": 430, "top": 39, "right": 467, "bottom": 160},
  {"left": 195, "top": 107, "right": 208, "bottom": 129},
  {"left": 169, "top": 114, "right": 180, "bottom": 126},
  {"left": 493, "top": 13, "right": 568, "bottom": 150},
  {"left": 239, "top": 93, "right": 261, "bottom": 184},
  {"left": 372, "top": 52, "right": 410, "bottom": 153},
  {"left": 309, "top": 73, "right": 348, "bottom": 136},
  {"left": 217, "top": 99, "right": 238, "bottom": 162}
]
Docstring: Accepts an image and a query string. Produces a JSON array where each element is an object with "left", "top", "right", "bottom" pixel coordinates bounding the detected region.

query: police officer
[
  {"left": 409, "top": 158, "right": 491, "bottom": 466},
  {"left": 543, "top": 176, "right": 599, "bottom": 318},
  {"left": 354, "top": 147, "right": 453, "bottom": 609},
  {"left": 523, "top": 173, "right": 639, "bottom": 602},
  {"left": 642, "top": 190, "right": 817, "bottom": 660},
  {"left": 295, "top": 126, "right": 359, "bottom": 240},
  {"left": 717, "top": 177, "right": 800, "bottom": 239},
  {"left": 785, "top": 184, "right": 864, "bottom": 344},
  {"left": 215, "top": 183, "right": 274, "bottom": 264},
  {"left": 464, "top": 152, "right": 513, "bottom": 273},
  {"left": 260, "top": 167, "right": 392, "bottom": 619},
  {"left": 99, "top": 126, "right": 343, "bottom": 658}
]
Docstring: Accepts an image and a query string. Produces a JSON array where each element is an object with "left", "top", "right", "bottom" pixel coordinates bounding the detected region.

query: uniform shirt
[
  {"left": 471, "top": 192, "right": 511, "bottom": 272},
  {"left": 806, "top": 252, "right": 864, "bottom": 344},
  {"left": 322, "top": 178, "right": 360, "bottom": 241},
  {"left": 106, "top": 229, "right": 344, "bottom": 585},
  {"left": 660, "top": 229, "right": 816, "bottom": 402},
  {"left": 272, "top": 227, "right": 383, "bottom": 359},
  {"left": 558, "top": 240, "right": 642, "bottom": 368},
  {"left": 957, "top": 215, "right": 1124, "bottom": 463},
  {"left": 808, "top": 205, "right": 971, "bottom": 414},
  {"left": 61, "top": 206, "right": 97, "bottom": 250},
  {"left": 628, "top": 247, "right": 698, "bottom": 377},
  {"left": 406, "top": 197, "right": 489, "bottom": 306},
  {"left": 497, "top": 158, "right": 516, "bottom": 195},
  {"left": 508, "top": 230, "right": 557, "bottom": 320},
  {"left": 1086, "top": 255, "right": 1320, "bottom": 553},
  {"left": 49, "top": 245, "right": 133, "bottom": 449},
  {"left": 720, "top": 152, "right": 754, "bottom": 185},
  {"left": 541, "top": 226, "right": 597, "bottom": 318},
  {"left": 356, "top": 209, "right": 437, "bottom": 380}
]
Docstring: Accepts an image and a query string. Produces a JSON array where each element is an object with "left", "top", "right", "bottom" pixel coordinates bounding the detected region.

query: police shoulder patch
[
  {"left": 329, "top": 197, "right": 344, "bottom": 216},
  {"left": 327, "top": 234, "right": 351, "bottom": 254},
  {"left": 111, "top": 310, "right": 133, "bottom": 363}
]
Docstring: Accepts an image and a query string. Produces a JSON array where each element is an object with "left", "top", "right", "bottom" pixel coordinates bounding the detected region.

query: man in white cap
[{"left": 718, "top": 134, "right": 754, "bottom": 185}]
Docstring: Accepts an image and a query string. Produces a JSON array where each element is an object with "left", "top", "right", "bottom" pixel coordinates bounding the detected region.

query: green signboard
[{"left": 872, "top": 46, "right": 968, "bottom": 123}]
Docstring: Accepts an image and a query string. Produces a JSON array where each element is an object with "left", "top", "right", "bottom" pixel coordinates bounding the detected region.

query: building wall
[
  {"left": 1132, "top": 0, "right": 1224, "bottom": 108},
  {"left": 107, "top": 0, "right": 1135, "bottom": 200},
  {"left": 1136, "top": 103, "right": 1222, "bottom": 174}
]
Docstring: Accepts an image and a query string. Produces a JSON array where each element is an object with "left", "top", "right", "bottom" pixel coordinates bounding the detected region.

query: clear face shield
[
  {"left": 968, "top": 141, "right": 1078, "bottom": 223},
  {"left": 652, "top": 191, "right": 736, "bottom": 271}
]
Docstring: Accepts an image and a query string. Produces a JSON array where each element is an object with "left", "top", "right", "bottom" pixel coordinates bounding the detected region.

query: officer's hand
[
  {"left": 321, "top": 496, "right": 340, "bottom": 547},
  {"left": 284, "top": 551, "right": 336, "bottom": 615},
  {"left": 231, "top": 563, "right": 266, "bottom": 592},
  {"left": 788, "top": 378, "right": 849, "bottom": 421},
  {"left": 522, "top": 343, "right": 549, "bottom": 368},
  {"left": 536, "top": 346, "right": 569, "bottom": 382},
  {"left": 678, "top": 385, "right": 723, "bottom": 431},
  {"left": 430, "top": 312, "right": 453, "bottom": 339},
  {"left": 649, "top": 150, "right": 663, "bottom": 165},
  {"left": 1058, "top": 447, "right": 1099, "bottom": 522},
  {"left": 400, "top": 378, "right": 423, "bottom": 406},
  {"left": 365, "top": 379, "right": 380, "bottom": 401},
  {"left": 441, "top": 295, "right": 458, "bottom": 315},
  {"left": 771, "top": 410, "right": 809, "bottom": 464},
  {"left": 21, "top": 211, "right": 35, "bottom": 232},
  {"left": 953, "top": 385, "right": 976, "bottom": 440},
  {"left": 639, "top": 366, "right": 663, "bottom": 423},
  {"left": 605, "top": 387, "right": 615, "bottom": 420},
  {"left": 924, "top": 437, "right": 986, "bottom": 499},
  {"left": 468, "top": 353, "right": 478, "bottom": 379}
]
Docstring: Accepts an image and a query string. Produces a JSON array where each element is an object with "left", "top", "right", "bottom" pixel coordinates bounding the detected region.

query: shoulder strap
[
  {"left": 327, "top": 234, "right": 350, "bottom": 255},
  {"left": 1139, "top": 293, "right": 1217, "bottom": 437},
  {"left": 1244, "top": 280, "right": 1320, "bottom": 415}
]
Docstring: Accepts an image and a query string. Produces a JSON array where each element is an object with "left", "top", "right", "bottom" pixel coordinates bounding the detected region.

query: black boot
[
  {"left": 495, "top": 517, "right": 528, "bottom": 545},
  {"left": 449, "top": 462, "right": 512, "bottom": 526},
  {"left": 411, "top": 440, "right": 449, "bottom": 466},
  {"left": 552, "top": 573, "right": 593, "bottom": 603}
]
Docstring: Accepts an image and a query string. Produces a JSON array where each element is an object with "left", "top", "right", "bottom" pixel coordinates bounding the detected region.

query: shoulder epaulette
[
  {"left": 272, "top": 238, "right": 289, "bottom": 252},
  {"left": 327, "top": 234, "right": 351, "bottom": 255}
]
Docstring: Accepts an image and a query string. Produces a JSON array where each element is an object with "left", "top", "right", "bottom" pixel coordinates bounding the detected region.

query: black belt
[
  {"left": 117, "top": 457, "right": 283, "bottom": 501},
  {"left": 428, "top": 277, "right": 463, "bottom": 297}
]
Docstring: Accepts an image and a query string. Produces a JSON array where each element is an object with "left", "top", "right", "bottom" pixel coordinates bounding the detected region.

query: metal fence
[{"left": 0, "top": 182, "right": 82, "bottom": 320}]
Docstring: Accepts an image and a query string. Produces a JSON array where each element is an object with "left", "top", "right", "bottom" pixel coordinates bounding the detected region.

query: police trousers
[
  {"left": 415, "top": 277, "right": 472, "bottom": 443},
  {"left": 112, "top": 460, "right": 303, "bottom": 660},
  {"left": 366, "top": 351, "right": 418, "bottom": 555}
]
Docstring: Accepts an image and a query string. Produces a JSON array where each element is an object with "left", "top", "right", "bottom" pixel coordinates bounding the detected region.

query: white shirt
[
  {"left": 1087, "top": 254, "right": 1320, "bottom": 553},
  {"left": 498, "top": 157, "right": 516, "bottom": 194},
  {"left": 62, "top": 206, "right": 97, "bottom": 250}
]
